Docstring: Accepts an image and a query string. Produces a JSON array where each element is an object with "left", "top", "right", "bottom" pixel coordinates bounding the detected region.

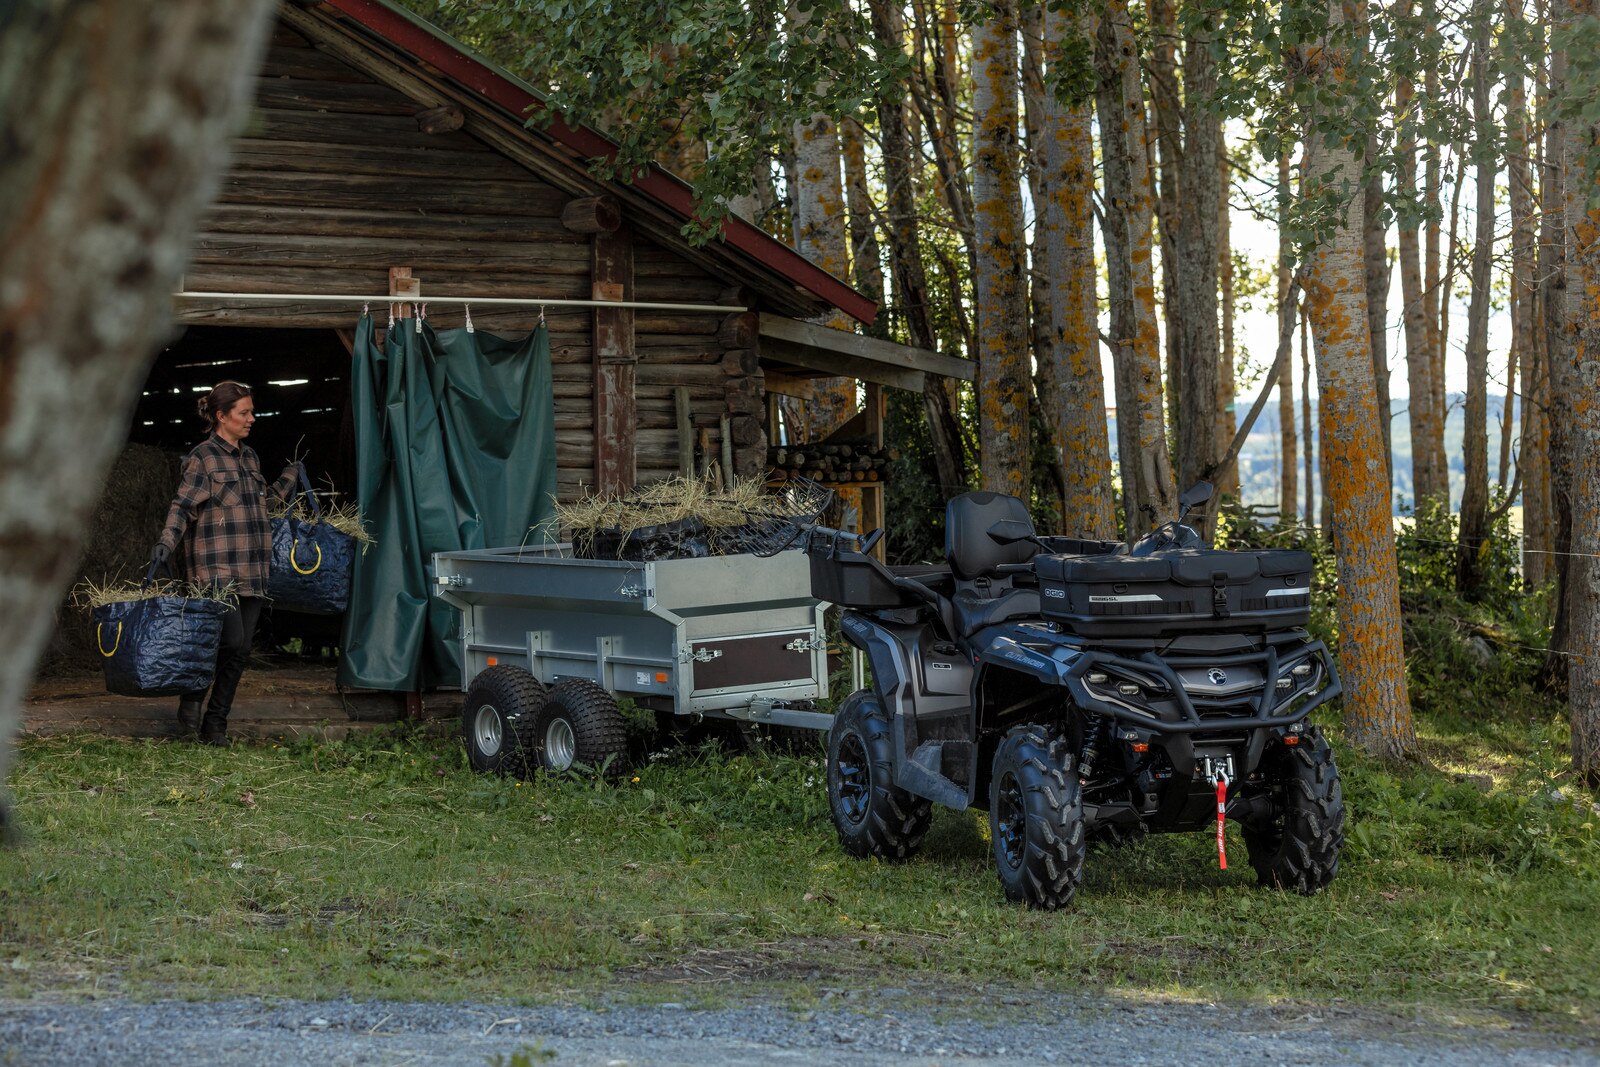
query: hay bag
[
  {"left": 89, "top": 568, "right": 230, "bottom": 697},
  {"left": 267, "top": 470, "right": 360, "bottom": 615}
]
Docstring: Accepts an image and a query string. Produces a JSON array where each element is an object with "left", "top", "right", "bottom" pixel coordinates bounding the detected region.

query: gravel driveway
[{"left": 2, "top": 991, "right": 1595, "bottom": 1066}]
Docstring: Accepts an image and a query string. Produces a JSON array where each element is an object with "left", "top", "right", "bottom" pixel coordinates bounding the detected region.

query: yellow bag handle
[
  {"left": 290, "top": 538, "right": 322, "bottom": 576},
  {"left": 97, "top": 621, "right": 122, "bottom": 658}
]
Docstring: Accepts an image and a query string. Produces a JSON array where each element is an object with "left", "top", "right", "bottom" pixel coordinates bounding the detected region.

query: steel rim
[
  {"left": 835, "top": 731, "right": 871, "bottom": 826},
  {"left": 995, "top": 770, "right": 1026, "bottom": 871},
  {"left": 544, "top": 715, "right": 576, "bottom": 770},
  {"left": 473, "top": 705, "right": 503, "bottom": 757}
]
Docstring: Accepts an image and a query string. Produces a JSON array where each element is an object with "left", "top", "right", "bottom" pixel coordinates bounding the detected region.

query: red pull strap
[{"left": 1215, "top": 774, "right": 1229, "bottom": 870}]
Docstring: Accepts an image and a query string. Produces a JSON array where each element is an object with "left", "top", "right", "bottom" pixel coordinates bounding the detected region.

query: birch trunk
[
  {"left": 1279, "top": 150, "right": 1300, "bottom": 520},
  {"left": 1302, "top": 0, "right": 1416, "bottom": 760},
  {"left": 1562, "top": 0, "right": 1600, "bottom": 783},
  {"left": 1364, "top": 142, "right": 1393, "bottom": 482},
  {"left": 1096, "top": 1, "right": 1177, "bottom": 535},
  {"left": 1149, "top": 0, "right": 1183, "bottom": 417},
  {"left": 1516, "top": 0, "right": 1551, "bottom": 589},
  {"left": 1032, "top": 4, "right": 1117, "bottom": 537},
  {"left": 1456, "top": 27, "right": 1495, "bottom": 596},
  {"left": 1542, "top": 37, "right": 1574, "bottom": 682},
  {"left": 841, "top": 118, "right": 884, "bottom": 305},
  {"left": 972, "top": 2, "right": 1032, "bottom": 496},
  {"left": 1303, "top": 307, "right": 1317, "bottom": 526},
  {"left": 868, "top": 0, "right": 966, "bottom": 496},
  {"left": 1218, "top": 146, "right": 1239, "bottom": 503},
  {"left": 1417, "top": 65, "right": 1451, "bottom": 503},
  {"left": 1397, "top": 68, "right": 1443, "bottom": 506},
  {"left": 791, "top": 107, "right": 856, "bottom": 438},
  {"left": 0, "top": 0, "right": 277, "bottom": 804},
  {"left": 1174, "top": 32, "right": 1222, "bottom": 503}
]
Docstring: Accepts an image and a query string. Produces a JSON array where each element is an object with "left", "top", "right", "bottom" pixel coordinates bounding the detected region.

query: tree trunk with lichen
[
  {"left": 1096, "top": 0, "right": 1176, "bottom": 536},
  {"left": 1396, "top": 63, "right": 1442, "bottom": 510},
  {"left": 1218, "top": 145, "right": 1239, "bottom": 504},
  {"left": 1029, "top": 4, "right": 1116, "bottom": 538},
  {"left": 0, "top": 0, "right": 277, "bottom": 814},
  {"left": 791, "top": 105, "right": 856, "bottom": 440},
  {"left": 1302, "top": 0, "right": 1416, "bottom": 762},
  {"left": 1173, "top": 32, "right": 1222, "bottom": 505},
  {"left": 1513, "top": 0, "right": 1550, "bottom": 590},
  {"left": 972, "top": 3, "right": 1031, "bottom": 497},
  {"left": 1561, "top": 0, "right": 1600, "bottom": 783}
]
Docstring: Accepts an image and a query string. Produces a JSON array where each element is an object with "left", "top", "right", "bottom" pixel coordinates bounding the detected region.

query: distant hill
[{"left": 1108, "top": 393, "right": 1514, "bottom": 516}]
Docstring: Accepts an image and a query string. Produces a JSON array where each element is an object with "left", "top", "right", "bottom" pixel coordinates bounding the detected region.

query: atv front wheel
[
  {"left": 1242, "top": 728, "right": 1345, "bottom": 894},
  {"left": 988, "top": 724, "right": 1086, "bottom": 910},
  {"left": 826, "top": 690, "right": 931, "bottom": 861}
]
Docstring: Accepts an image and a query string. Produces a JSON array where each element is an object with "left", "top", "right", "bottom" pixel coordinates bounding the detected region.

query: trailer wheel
[
  {"left": 1243, "top": 728, "right": 1345, "bottom": 894},
  {"left": 989, "top": 724, "right": 1085, "bottom": 910},
  {"left": 532, "top": 679, "right": 630, "bottom": 777},
  {"left": 826, "top": 690, "right": 931, "bottom": 861},
  {"left": 462, "top": 665, "right": 546, "bottom": 777}
]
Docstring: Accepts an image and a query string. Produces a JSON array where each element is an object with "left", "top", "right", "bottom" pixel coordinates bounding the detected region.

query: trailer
[{"left": 433, "top": 544, "right": 832, "bottom": 775}]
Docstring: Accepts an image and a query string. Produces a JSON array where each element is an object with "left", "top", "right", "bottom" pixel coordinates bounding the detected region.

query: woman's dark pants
[{"left": 181, "top": 596, "right": 264, "bottom": 744}]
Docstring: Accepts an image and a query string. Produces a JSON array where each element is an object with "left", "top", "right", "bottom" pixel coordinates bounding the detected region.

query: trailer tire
[
  {"left": 533, "top": 679, "right": 630, "bottom": 777},
  {"left": 462, "top": 665, "right": 546, "bottom": 777},
  {"left": 827, "top": 690, "right": 931, "bottom": 861},
  {"left": 1242, "top": 728, "right": 1345, "bottom": 894},
  {"left": 989, "top": 724, "right": 1085, "bottom": 910}
]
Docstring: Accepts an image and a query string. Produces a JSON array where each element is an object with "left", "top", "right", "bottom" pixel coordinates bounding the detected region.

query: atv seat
[{"left": 945, "top": 492, "right": 1041, "bottom": 639}]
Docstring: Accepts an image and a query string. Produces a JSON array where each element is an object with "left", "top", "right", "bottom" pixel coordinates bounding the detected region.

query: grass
[{"left": 2, "top": 702, "right": 1598, "bottom": 1025}]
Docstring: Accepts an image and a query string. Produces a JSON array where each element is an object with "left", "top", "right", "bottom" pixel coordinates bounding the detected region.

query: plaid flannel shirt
[{"left": 159, "top": 434, "right": 298, "bottom": 596}]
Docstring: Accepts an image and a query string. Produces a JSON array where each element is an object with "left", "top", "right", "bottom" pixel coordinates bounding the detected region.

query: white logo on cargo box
[{"left": 1088, "top": 594, "right": 1163, "bottom": 603}]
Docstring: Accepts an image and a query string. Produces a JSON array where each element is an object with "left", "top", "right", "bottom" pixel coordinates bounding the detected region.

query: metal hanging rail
[{"left": 172, "top": 291, "right": 743, "bottom": 313}]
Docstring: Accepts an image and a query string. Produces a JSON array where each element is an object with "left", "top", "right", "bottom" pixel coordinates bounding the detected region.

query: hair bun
[{"left": 196, "top": 397, "right": 210, "bottom": 418}]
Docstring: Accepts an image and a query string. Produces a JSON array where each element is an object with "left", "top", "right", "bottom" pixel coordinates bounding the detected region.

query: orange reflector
[
  {"left": 1283, "top": 735, "right": 1299, "bottom": 745},
  {"left": 486, "top": 657, "right": 498, "bottom": 666},
  {"left": 1131, "top": 742, "right": 1149, "bottom": 753},
  {"left": 655, "top": 672, "right": 668, "bottom": 683}
]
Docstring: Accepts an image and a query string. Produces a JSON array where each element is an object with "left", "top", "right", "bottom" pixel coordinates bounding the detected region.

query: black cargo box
[{"left": 1035, "top": 548, "right": 1313, "bottom": 636}]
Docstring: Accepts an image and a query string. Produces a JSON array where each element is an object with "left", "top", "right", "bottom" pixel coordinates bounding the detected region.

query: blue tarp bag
[
  {"left": 267, "top": 469, "right": 356, "bottom": 615},
  {"left": 92, "top": 564, "right": 229, "bottom": 697}
]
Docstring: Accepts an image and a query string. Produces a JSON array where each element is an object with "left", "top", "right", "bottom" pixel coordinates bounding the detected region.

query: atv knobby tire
[
  {"left": 827, "top": 690, "right": 931, "bottom": 861},
  {"left": 1243, "top": 728, "right": 1345, "bottom": 894},
  {"left": 531, "top": 678, "right": 630, "bottom": 777},
  {"left": 462, "top": 665, "right": 546, "bottom": 777},
  {"left": 988, "top": 724, "right": 1086, "bottom": 910}
]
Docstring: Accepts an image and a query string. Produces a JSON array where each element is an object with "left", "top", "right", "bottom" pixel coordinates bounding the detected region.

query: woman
[{"left": 151, "top": 381, "right": 302, "bottom": 745}]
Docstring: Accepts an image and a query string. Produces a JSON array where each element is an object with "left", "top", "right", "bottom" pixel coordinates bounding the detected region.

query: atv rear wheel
[
  {"left": 826, "top": 690, "right": 931, "bottom": 861},
  {"left": 1243, "top": 728, "right": 1345, "bottom": 894},
  {"left": 988, "top": 724, "right": 1086, "bottom": 910}
]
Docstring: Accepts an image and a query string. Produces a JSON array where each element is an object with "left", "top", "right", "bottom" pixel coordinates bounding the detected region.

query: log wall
[{"left": 175, "top": 22, "right": 766, "bottom": 501}]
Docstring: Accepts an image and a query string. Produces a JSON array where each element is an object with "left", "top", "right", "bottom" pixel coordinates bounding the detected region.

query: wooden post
[
  {"left": 675, "top": 387, "right": 694, "bottom": 477},
  {"left": 862, "top": 382, "right": 886, "bottom": 561},
  {"left": 388, "top": 266, "right": 418, "bottom": 323},
  {"left": 570, "top": 198, "right": 636, "bottom": 496}
]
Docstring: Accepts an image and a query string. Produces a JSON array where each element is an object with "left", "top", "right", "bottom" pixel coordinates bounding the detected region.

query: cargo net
[{"left": 558, "top": 476, "right": 833, "bottom": 561}]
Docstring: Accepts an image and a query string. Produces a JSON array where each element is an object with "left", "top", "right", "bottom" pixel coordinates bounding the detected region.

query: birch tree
[
  {"left": 0, "top": 0, "right": 278, "bottom": 816},
  {"left": 1097, "top": 0, "right": 1177, "bottom": 533},
  {"left": 972, "top": 1, "right": 1033, "bottom": 496},
  {"left": 1029, "top": 2, "right": 1118, "bottom": 537},
  {"left": 1299, "top": 0, "right": 1418, "bottom": 760}
]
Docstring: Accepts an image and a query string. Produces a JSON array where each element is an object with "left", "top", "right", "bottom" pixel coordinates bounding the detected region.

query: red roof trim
[{"left": 319, "top": 0, "right": 877, "bottom": 326}]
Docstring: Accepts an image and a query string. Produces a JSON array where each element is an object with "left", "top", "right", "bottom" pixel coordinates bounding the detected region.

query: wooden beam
[
  {"left": 592, "top": 223, "right": 636, "bottom": 494},
  {"left": 760, "top": 334, "right": 924, "bottom": 393},
  {"left": 388, "top": 266, "right": 417, "bottom": 321},
  {"left": 758, "top": 312, "right": 974, "bottom": 383},
  {"left": 761, "top": 369, "right": 814, "bottom": 400}
]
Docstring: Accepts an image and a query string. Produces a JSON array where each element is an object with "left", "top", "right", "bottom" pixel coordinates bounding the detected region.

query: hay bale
[{"left": 39, "top": 444, "right": 182, "bottom": 676}]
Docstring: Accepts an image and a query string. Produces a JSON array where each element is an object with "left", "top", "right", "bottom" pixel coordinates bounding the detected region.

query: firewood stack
[{"left": 767, "top": 442, "right": 900, "bottom": 485}]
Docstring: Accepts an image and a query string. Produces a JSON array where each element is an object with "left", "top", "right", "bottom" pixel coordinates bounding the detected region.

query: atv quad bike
[{"left": 807, "top": 483, "right": 1345, "bottom": 910}]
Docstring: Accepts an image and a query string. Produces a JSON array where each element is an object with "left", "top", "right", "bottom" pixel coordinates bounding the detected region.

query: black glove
[{"left": 150, "top": 543, "right": 170, "bottom": 568}]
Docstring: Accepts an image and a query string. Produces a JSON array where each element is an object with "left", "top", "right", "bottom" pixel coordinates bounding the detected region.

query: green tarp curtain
[{"left": 339, "top": 314, "right": 557, "bottom": 691}]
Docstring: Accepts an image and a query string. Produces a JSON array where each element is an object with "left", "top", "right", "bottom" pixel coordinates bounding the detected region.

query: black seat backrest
[{"left": 945, "top": 492, "right": 1037, "bottom": 581}]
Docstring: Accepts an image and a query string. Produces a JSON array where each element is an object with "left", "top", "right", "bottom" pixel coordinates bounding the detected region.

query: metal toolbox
[{"left": 1034, "top": 548, "right": 1314, "bottom": 637}]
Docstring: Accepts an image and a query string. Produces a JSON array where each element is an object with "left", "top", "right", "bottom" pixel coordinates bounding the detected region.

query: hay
[
  {"left": 72, "top": 577, "right": 240, "bottom": 611},
  {"left": 42, "top": 444, "right": 184, "bottom": 676},
  {"left": 556, "top": 475, "right": 831, "bottom": 559},
  {"left": 271, "top": 496, "right": 374, "bottom": 545}
]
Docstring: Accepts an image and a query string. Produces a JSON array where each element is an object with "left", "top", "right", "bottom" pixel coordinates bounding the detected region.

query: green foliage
[
  {"left": 883, "top": 387, "right": 949, "bottom": 565},
  {"left": 399, "top": 0, "right": 908, "bottom": 241}
]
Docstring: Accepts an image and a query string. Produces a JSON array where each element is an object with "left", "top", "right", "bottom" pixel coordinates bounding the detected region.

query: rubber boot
[
  {"left": 177, "top": 698, "right": 204, "bottom": 737},
  {"left": 198, "top": 709, "right": 230, "bottom": 747}
]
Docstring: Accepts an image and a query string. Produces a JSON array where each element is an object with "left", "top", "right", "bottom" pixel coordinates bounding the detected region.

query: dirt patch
[{"left": 619, "top": 934, "right": 931, "bottom": 984}]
